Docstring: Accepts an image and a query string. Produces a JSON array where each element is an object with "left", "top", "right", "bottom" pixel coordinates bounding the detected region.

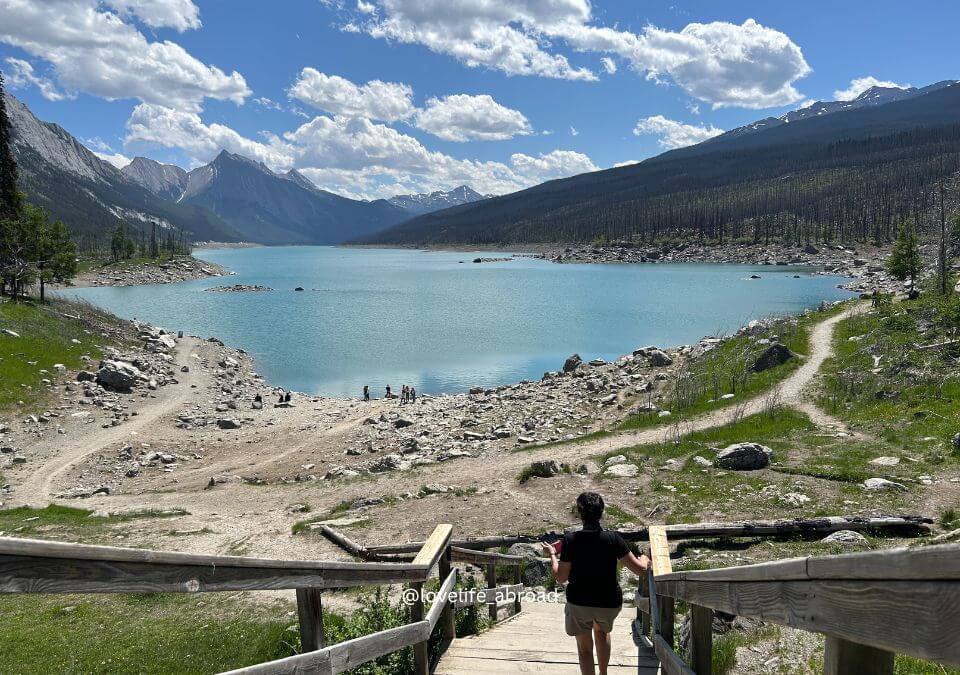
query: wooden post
[
  {"left": 513, "top": 563, "right": 522, "bottom": 615},
  {"left": 659, "top": 595, "right": 675, "bottom": 649},
  {"left": 823, "top": 636, "right": 893, "bottom": 675},
  {"left": 296, "top": 588, "right": 325, "bottom": 651},
  {"left": 486, "top": 563, "right": 498, "bottom": 623},
  {"left": 690, "top": 604, "right": 713, "bottom": 675},
  {"left": 437, "top": 548, "right": 456, "bottom": 640},
  {"left": 410, "top": 581, "right": 429, "bottom": 675},
  {"left": 639, "top": 573, "right": 651, "bottom": 636}
]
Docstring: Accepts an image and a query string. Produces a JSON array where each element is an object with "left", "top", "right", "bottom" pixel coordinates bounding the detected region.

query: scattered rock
[
  {"left": 605, "top": 463, "right": 638, "bottom": 478},
  {"left": 751, "top": 343, "right": 795, "bottom": 372},
  {"left": 820, "top": 530, "right": 869, "bottom": 547},
  {"left": 862, "top": 477, "right": 907, "bottom": 491},
  {"left": 563, "top": 354, "right": 582, "bottom": 372},
  {"left": 714, "top": 442, "right": 772, "bottom": 470},
  {"left": 96, "top": 360, "right": 141, "bottom": 390}
]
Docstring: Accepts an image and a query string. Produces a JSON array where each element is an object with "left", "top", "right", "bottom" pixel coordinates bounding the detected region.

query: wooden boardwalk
[{"left": 435, "top": 602, "right": 660, "bottom": 674}]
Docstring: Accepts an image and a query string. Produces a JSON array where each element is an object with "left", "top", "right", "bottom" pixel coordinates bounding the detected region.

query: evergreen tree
[
  {"left": 110, "top": 221, "right": 128, "bottom": 262},
  {"left": 0, "top": 70, "right": 21, "bottom": 222},
  {"left": 149, "top": 222, "right": 159, "bottom": 259},
  {"left": 887, "top": 220, "right": 922, "bottom": 290},
  {"left": 37, "top": 217, "right": 78, "bottom": 302}
]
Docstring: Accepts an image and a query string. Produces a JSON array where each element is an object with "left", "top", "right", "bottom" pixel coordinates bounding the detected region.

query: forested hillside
[{"left": 360, "top": 82, "right": 960, "bottom": 246}]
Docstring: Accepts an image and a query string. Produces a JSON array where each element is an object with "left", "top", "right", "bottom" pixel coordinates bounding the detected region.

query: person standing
[
  {"left": 363, "top": 385, "right": 369, "bottom": 401},
  {"left": 543, "top": 492, "right": 650, "bottom": 675},
  {"left": 410, "top": 386, "right": 416, "bottom": 403}
]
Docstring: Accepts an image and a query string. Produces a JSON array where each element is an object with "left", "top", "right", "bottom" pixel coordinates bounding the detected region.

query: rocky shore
[{"left": 71, "top": 256, "right": 230, "bottom": 288}]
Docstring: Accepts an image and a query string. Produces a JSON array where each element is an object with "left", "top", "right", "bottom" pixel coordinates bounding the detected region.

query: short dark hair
[{"left": 576, "top": 492, "right": 604, "bottom": 523}]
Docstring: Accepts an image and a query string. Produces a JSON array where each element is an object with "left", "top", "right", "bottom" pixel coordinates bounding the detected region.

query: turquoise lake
[{"left": 64, "top": 247, "right": 855, "bottom": 397}]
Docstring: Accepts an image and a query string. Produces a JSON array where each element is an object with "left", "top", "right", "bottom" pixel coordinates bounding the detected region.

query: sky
[{"left": 0, "top": 0, "right": 957, "bottom": 201}]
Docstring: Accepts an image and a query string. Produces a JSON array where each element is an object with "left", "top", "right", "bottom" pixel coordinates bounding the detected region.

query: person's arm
[
  {"left": 542, "top": 542, "right": 572, "bottom": 584},
  {"left": 619, "top": 550, "right": 651, "bottom": 576}
]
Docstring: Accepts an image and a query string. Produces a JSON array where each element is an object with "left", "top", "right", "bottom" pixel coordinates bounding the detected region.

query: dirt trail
[
  {"left": 19, "top": 338, "right": 204, "bottom": 504},
  {"left": 475, "top": 302, "right": 866, "bottom": 471}
]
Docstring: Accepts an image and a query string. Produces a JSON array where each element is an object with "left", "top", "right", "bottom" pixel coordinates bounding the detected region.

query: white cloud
[
  {"left": 94, "top": 150, "right": 133, "bottom": 168},
  {"left": 569, "top": 126, "right": 579, "bottom": 136},
  {"left": 288, "top": 68, "right": 415, "bottom": 122},
  {"left": 3, "top": 57, "right": 70, "bottom": 101},
  {"left": 633, "top": 115, "right": 724, "bottom": 149},
  {"left": 414, "top": 94, "right": 532, "bottom": 141},
  {"left": 125, "top": 104, "right": 293, "bottom": 169},
  {"left": 350, "top": 2, "right": 810, "bottom": 108},
  {"left": 613, "top": 160, "right": 639, "bottom": 167},
  {"left": 122, "top": 103, "right": 595, "bottom": 199},
  {"left": 601, "top": 57, "right": 617, "bottom": 74},
  {"left": 833, "top": 76, "right": 911, "bottom": 102},
  {"left": 103, "top": 0, "right": 201, "bottom": 31},
  {"left": 0, "top": 0, "right": 249, "bottom": 111}
]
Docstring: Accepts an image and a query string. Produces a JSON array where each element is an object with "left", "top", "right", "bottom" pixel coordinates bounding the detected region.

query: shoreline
[{"left": 68, "top": 255, "right": 231, "bottom": 289}]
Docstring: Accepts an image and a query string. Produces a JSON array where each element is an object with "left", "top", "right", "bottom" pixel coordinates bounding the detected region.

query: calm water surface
[{"left": 63, "top": 247, "right": 854, "bottom": 397}]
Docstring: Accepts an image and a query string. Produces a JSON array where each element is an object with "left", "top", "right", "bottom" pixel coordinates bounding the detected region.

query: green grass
[
  {"left": 0, "top": 505, "right": 189, "bottom": 539},
  {"left": 0, "top": 593, "right": 297, "bottom": 674},
  {"left": 0, "top": 298, "right": 124, "bottom": 412}
]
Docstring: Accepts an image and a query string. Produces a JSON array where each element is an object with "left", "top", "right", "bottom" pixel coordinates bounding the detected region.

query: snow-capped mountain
[{"left": 388, "top": 185, "right": 489, "bottom": 215}]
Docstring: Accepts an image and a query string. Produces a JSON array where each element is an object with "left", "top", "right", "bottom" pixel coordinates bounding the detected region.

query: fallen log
[
  {"left": 363, "top": 516, "right": 932, "bottom": 555},
  {"left": 314, "top": 525, "right": 412, "bottom": 562}
]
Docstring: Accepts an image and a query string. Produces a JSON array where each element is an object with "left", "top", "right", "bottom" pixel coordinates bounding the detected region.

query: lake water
[{"left": 64, "top": 247, "right": 854, "bottom": 397}]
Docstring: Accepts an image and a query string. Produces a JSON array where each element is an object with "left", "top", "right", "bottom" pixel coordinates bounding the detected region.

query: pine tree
[
  {"left": 37, "top": 216, "right": 78, "bottom": 302},
  {"left": 149, "top": 222, "right": 159, "bottom": 259},
  {"left": 110, "top": 221, "right": 128, "bottom": 262},
  {"left": 0, "top": 70, "right": 21, "bottom": 222},
  {"left": 887, "top": 220, "right": 922, "bottom": 291}
]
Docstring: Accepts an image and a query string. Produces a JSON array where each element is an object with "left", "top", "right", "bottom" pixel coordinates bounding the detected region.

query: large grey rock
[
  {"left": 216, "top": 418, "right": 241, "bottom": 429},
  {"left": 605, "top": 463, "right": 639, "bottom": 478},
  {"left": 96, "top": 360, "right": 141, "bottom": 390},
  {"left": 508, "top": 542, "right": 551, "bottom": 586},
  {"left": 863, "top": 477, "right": 907, "bottom": 491},
  {"left": 751, "top": 343, "right": 795, "bottom": 372},
  {"left": 714, "top": 442, "right": 773, "bottom": 470},
  {"left": 820, "top": 530, "right": 869, "bottom": 547},
  {"left": 563, "top": 354, "right": 582, "bottom": 372},
  {"left": 646, "top": 349, "right": 673, "bottom": 367}
]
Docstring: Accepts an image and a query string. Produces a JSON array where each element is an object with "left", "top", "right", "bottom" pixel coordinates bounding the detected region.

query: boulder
[
  {"left": 820, "top": 530, "right": 868, "bottom": 547},
  {"left": 953, "top": 433, "right": 960, "bottom": 451},
  {"left": 714, "top": 442, "right": 772, "bottom": 470},
  {"left": 751, "top": 343, "right": 794, "bottom": 373},
  {"left": 605, "top": 463, "right": 638, "bottom": 478},
  {"left": 646, "top": 349, "right": 673, "bottom": 367},
  {"left": 76, "top": 370, "right": 96, "bottom": 382},
  {"left": 394, "top": 417, "right": 414, "bottom": 429},
  {"left": 863, "top": 477, "right": 907, "bottom": 491},
  {"left": 508, "top": 542, "right": 551, "bottom": 586},
  {"left": 96, "top": 360, "right": 141, "bottom": 390},
  {"left": 369, "top": 453, "right": 408, "bottom": 473},
  {"left": 530, "top": 459, "right": 562, "bottom": 478},
  {"left": 563, "top": 354, "right": 582, "bottom": 373},
  {"left": 216, "top": 418, "right": 241, "bottom": 429}
]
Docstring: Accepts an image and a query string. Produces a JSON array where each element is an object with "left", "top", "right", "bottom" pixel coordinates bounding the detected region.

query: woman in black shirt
[{"left": 544, "top": 492, "right": 650, "bottom": 675}]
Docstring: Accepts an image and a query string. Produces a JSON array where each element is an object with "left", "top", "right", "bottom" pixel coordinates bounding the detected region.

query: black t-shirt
[{"left": 559, "top": 525, "right": 630, "bottom": 608}]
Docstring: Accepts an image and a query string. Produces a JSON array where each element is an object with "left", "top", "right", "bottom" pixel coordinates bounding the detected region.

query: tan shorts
[{"left": 564, "top": 602, "right": 621, "bottom": 636}]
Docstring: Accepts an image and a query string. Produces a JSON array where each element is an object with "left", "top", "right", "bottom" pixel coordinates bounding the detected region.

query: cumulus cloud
[
  {"left": 0, "top": 0, "right": 249, "bottom": 111},
  {"left": 125, "top": 104, "right": 293, "bottom": 169},
  {"left": 103, "top": 0, "right": 201, "bottom": 31},
  {"left": 288, "top": 68, "right": 415, "bottom": 121},
  {"left": 633, "top": 115, "right": 724, "bottom": 149},
  {"left": 414, "top": 94, "right": 532, "bottom": 141},
  {"left": 3, "top": 57, "right": 70, "bottom": 101},
  {"left": 833, "top": 76, "right": 911, "bottom": 102},
  {"left": 348, "top": 2, "right": 810, "bottom": 108}
]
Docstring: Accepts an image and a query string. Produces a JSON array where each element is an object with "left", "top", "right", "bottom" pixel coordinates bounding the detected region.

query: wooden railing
[
  {"left": 0, "top": 525, "right": 525, "bottom": 675},
  {"left": 636, "top": 526, "right": 960, "bottom": 674}
]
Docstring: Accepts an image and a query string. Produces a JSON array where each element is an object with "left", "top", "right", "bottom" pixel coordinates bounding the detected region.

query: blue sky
[{"left": 1, "top": 0, "right": 957, "bottom": 199}]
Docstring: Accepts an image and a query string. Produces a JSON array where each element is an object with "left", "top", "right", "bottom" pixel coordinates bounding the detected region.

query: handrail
[
  {"left": 637, "top": 536, "right": 960, "bottom": 673},
  {"left": 449, "top": 545, "right": 524, "bottom": 565}
]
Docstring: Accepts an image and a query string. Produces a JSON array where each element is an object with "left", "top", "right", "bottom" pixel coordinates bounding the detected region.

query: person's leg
[
  {"left": 574, "top": 632, "right": 595, "bottom": 675},
  {"left": 592, "top": 623, "right": 612, "bottom": 675}
]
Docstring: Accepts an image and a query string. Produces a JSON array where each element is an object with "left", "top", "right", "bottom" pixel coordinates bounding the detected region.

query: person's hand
[
  {"left": 639, "top": 554, "right": 651, "bottom": 571},
  {"left": 541, "top": 541, "right": 557, "bottom": 557}
]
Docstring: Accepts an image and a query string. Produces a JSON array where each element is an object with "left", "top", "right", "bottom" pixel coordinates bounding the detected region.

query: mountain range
[
  {"left": 5, "top": 91, "right": 489, "bottom": 246},
  {"left": 360, "top": 79, "right": 960, "bottom": 246}
]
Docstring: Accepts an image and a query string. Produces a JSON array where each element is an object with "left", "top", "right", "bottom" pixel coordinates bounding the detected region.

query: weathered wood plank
[
  {"left": 657, "top": 578, "right": 960, "bottom": 666},
  {"left": 449, "top": 546, "right": 524, "bottom": 565},
  {"left": 689, "top": 604, "right": 713, "bottom": 675},
  {"left": 427, "top": 568, "right": 458, "bottom": 632},
  {"left": 297, "top": 588, "right": 325, "bottom": 651},
  {"left": 486, "top": 563, "right": 498, "bottom": 623},
  {"left": 649, "top": 526, "right": 672, "bottom": 577},
  {"left": 823, "top": 636, "right": 894, "bottom": 675},
  {"left": 223, "top": 621, "right": 430, "bottom": 674},
  {"left": 409, "top": 581, "right": 429, "bottom": 675},
  {"left": 411, "top": 525, "right": 453, "bottom": 569},
  {"left": 654, "top": 635, "right": 694, "bottom": 675},
  {"left": 0, "top": 536, "right": 418, "bottom": 572},
  {"left": 436, "top": 550, "right": 457, "bottom": 639},
  {"left": 0, "top": 554, "right": 425, "bottom": 594}
]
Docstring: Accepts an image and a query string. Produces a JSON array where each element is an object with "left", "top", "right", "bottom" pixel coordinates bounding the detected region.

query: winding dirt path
[{"left": 18, "top": 339, "right": 203, "bottom": 504}]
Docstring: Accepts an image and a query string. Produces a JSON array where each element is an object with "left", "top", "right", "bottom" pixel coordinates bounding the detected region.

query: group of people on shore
[{"left": 362, "top": 384, "right": 417, "bottom": 403}]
